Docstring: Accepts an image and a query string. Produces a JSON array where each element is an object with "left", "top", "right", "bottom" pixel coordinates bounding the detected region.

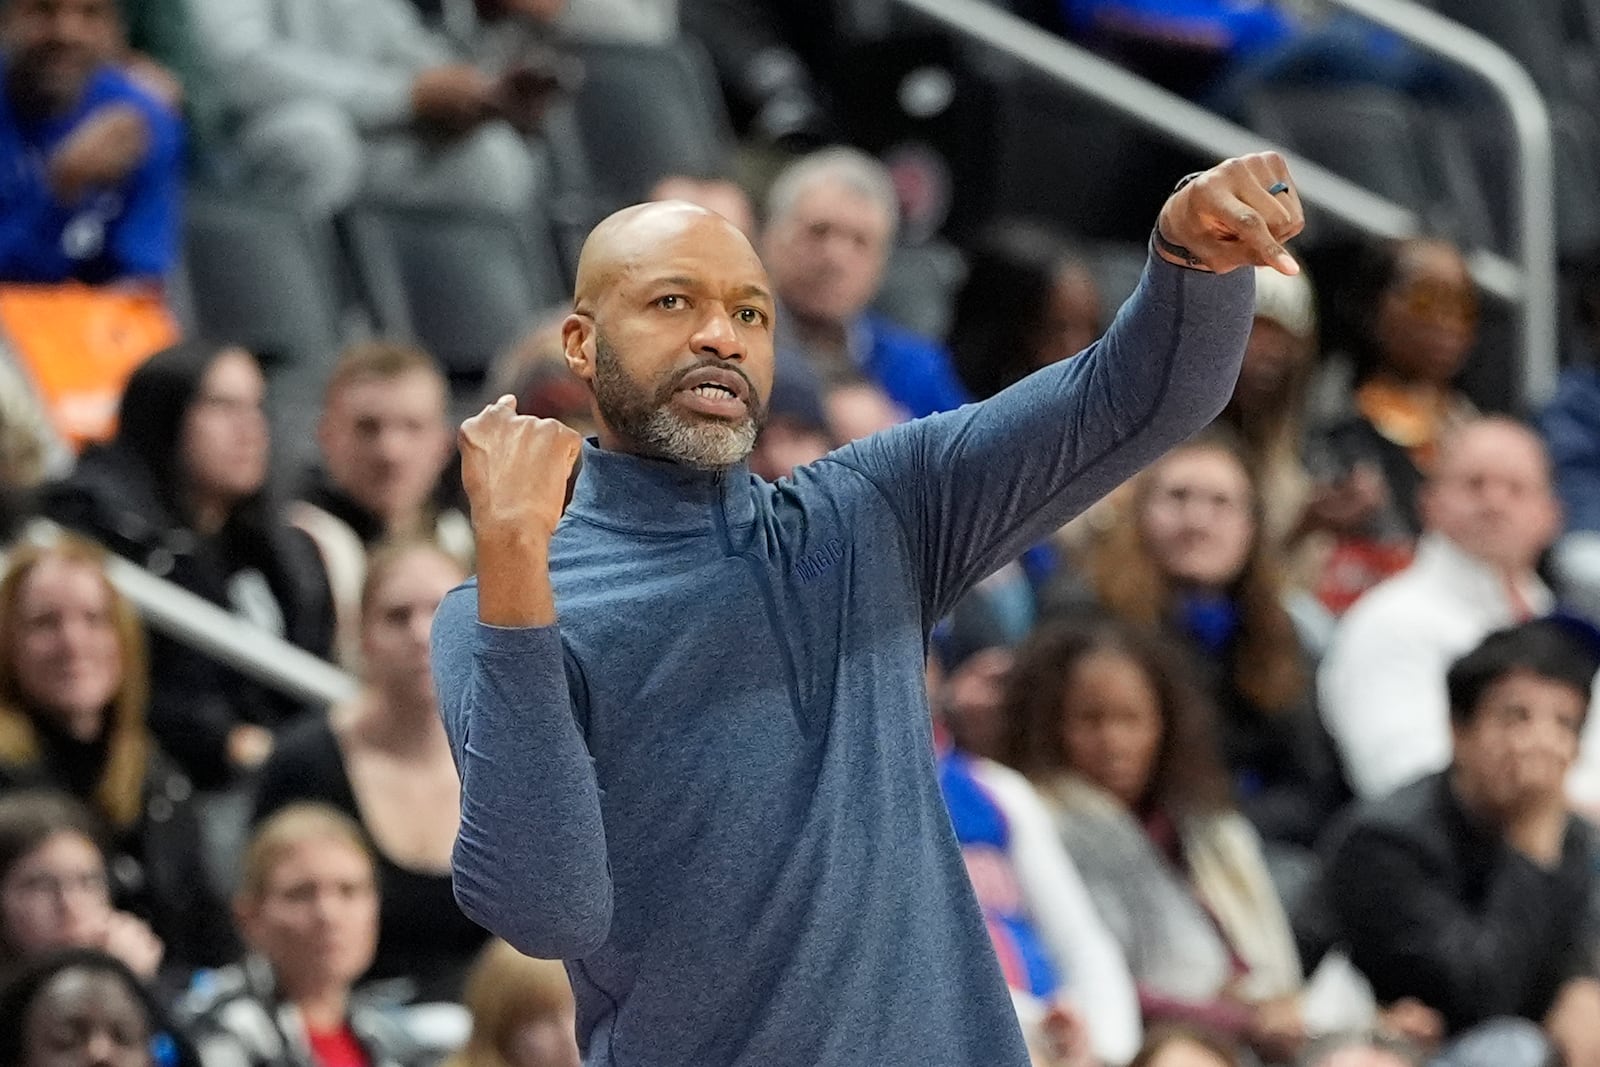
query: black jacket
[
  {"left": 0, "top": 735, "right": 239, "bottom": 970},
  {"left": 43, "top": 448, "right": 333, "bottom": 786},
  {"left": 1196, "top": 631, "right": 1351, "bottom": 852},
  {"left": 41, "top": 342, "right": 333, "bottom": 787},
  {"left": 1319, "top": 772, "right": 1599, "bottom": 1034}
]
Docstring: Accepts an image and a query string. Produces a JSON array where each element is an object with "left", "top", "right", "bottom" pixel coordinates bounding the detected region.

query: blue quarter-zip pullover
[{"left": 431, "top": 245, "right": 1254, "bottom": 1066}]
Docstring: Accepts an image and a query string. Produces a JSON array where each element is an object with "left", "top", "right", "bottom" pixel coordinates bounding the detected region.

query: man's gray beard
[
  {"left": 593, "top": 335, "right": 760, "bottom": 470},
  {"left": 630, "top": 407, "right": 758, "bottom": 470}
]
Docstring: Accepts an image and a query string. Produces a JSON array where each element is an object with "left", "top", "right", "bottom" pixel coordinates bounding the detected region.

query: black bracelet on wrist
[
  {"left": 1153, "top": 227, "right": 1210, "bottom": 271},
  {"left": 1154, "top": 171, "right": 1213, "bottom": 272}
]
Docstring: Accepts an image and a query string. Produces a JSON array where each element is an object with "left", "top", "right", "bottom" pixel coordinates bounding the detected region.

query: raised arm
[
  {"left": 433, "top": 398, "right": 612, "bottom": 959},
  {"left": 832, "top": 154, "right": 1302, "bottom": 622}
]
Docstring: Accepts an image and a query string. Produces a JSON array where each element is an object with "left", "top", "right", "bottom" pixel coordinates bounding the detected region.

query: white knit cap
[{"left": 1253, "top": 265, "right": 1317, "bottom": 340}]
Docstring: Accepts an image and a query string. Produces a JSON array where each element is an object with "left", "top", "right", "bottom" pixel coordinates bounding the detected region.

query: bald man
[
  {"left": 1319, "top": 417, "right": 1600, "bottom": 810},
  {"left": 431, "top": 154, "right": 1304, "bottom": 1066}
]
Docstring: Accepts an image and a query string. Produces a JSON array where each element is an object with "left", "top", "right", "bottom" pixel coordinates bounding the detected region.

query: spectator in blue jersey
[
  {"left": 761, "top": 146, "right": 969, "bottom": 422},
  {"left": 0, "top": 0, "right": 181, "bottom": 285}
]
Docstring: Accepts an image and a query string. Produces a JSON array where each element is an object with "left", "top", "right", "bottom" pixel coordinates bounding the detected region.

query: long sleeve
[
  {"left": 0, "top": 185, "right": 61, "bottom": 282},
  {"left": 0, "top": 96, "right": 65, "bottom": 282},
  {"left": 1226, "top": 692, "right": 1349, "bottom": 850},
  {"left": 975, "top": 761, "right": 1143, "bottom": 1065},
  {"left": 189, "top": 0, "right": 448, "bottom": 130},
  {"left": 1326, "top": 824, "right": 1574, "bottom": 1030},
  {"left": 832, "top": 246, "right": 1252, "bottom": 624},
  {"left": 430, "top": 582, "right": 613, "bottom": 960}
]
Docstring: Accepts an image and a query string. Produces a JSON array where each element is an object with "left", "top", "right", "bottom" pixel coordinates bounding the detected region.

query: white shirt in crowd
[{"left": 1319, "top": 532, "right": 1600, "bottom": 810}]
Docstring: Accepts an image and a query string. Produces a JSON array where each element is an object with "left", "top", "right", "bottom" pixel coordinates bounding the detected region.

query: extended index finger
[{"left": 1212, "top": 191, "right": 1297, "bottom": 275}]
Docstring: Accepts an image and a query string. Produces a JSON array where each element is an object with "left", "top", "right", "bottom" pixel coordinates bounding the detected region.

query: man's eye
[
  {"left": 656, "top": 295, "right": 685, "bottom": 310},
  {"left": 736, "top": 307, "right": 766, "bottom": 325}
]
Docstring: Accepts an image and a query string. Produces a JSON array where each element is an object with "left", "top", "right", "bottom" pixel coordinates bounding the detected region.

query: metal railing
[
  {"left": 889, "top": 0, "right": 1559, "bottom": 403},
  {"left": 12, "top": 520, "right": 359, "bottom": 707},
  {"left": 1322, "top": 0, "right": 1558, "bottom": 403}
]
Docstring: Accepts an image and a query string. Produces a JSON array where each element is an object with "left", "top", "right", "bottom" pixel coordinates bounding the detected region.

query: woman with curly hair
[
  {"left": 1003, "top": 616, "right": 1312, "bottom": 1064},
  {"left": 1003, "top": 618, "right": 1442, "bottom": 1064}
]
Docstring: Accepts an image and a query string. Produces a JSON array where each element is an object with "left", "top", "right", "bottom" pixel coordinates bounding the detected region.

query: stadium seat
[
  {"left": 179, "top": 193, "right": 349, "bottom": 469},
  {"left": 1429, "top": 0, "right": 1572, "bottom": 102},
  {"left": 557, "top": 38, "right": 735, "bottom": 212},
  {"left": 180, "top": 193, "right": 344, "bottom": 370},
  {"left": 343, "top": 206, "right": 568, "bottom": 381},
  {"left": 1245, "top": 86, "right": 1436, "bottom": 243}
]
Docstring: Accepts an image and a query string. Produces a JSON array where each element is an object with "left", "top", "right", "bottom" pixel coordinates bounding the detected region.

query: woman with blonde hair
[
  {"left": 253, "top": 541, "right": 487, "bottom": 1002},
  {"left": 449, "top": 940, "right": 580, "bottom": 1067},
  {"left": 178, "top": 803, "right": 420, "bottom": 1067},
  {"left": 0, "top": 533, "right": 233, "bottom": 968}
]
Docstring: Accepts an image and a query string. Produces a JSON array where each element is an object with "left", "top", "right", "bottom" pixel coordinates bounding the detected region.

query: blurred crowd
[{"left": 1, "top": 2, "right": 1600, "bottom": 1067}]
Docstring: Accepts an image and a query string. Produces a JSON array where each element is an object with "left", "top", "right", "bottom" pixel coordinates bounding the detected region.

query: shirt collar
[
  {"left": 1410, "top": 532, "right": 1552, "bottom": 618},
  {"left": 565, "top": 438, "right": 759, "bottom": 535}
]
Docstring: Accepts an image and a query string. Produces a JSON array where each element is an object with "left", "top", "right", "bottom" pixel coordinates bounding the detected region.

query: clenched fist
[
  {"left": 460, "top": 395, "right": 582, "bottom": 544},
  {"left": 1156, "top": 152, "right": 1305, "bottom": 276}
]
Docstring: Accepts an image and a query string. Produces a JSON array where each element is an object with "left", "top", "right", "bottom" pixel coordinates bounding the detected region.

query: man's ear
[
  {"left": 232, "top": 896, "right": 256, "bottom": 949},
  {"left": 314, "top": 409, "right": 334, "bottom": 460},
  {"left": 1418, "top": 480, "right": 1439, "bottom": 532},
  {"left": 563, "top": 313, "right": 595, "bottom": 384},
  {"left": 1543, "top": 494, "right": 1565, "bottom": 551}
]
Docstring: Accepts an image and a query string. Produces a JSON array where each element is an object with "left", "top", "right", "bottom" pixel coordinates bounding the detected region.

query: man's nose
[
  {"left": 691, "top": 308, "right": 744, "bottom": 360},
  {"left": 83, "top": 1029, "right": 119, "bottom": 1067},
  {"left": 46, "top": 11, "right": 91, "bottom": 42},
  {"left": 374, "top": 427, "right": 409, "bottom": 463}
]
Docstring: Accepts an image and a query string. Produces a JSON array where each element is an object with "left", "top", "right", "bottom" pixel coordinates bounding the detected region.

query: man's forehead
[
  {"left": 578, "top": 202, "right": 765, "bottom": 300},
  {"left": 611, "top": 238, "right": 771, "bottom": 295},
  {"left": 1444, "top": 426, "right": 1547, "bottom": 475},
  {"left": 335, "top": 371, "right": 446, "bottom": 413},
  {"left": 790, "top": 178, "right": 891, "bottom": 225}
]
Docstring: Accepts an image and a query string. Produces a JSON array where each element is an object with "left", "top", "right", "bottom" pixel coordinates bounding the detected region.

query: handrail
[
  {"left": 12, "top": 520, "right": 359, "bottom": 707},
  {"left": 887, "top": 0, "right": 1553, "bottom": 400},
  {"left": 1322, "top": 0, "right": 1558, "bottom": 405}
]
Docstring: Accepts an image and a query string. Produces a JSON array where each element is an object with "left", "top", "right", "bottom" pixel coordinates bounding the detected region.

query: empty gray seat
[
  {"left": 1247, "top": 86, "right": 1433, "bottom": 229},
  {"left": 180, "top": 193, "right": 344, "bottom": 369},
  {"left": 344, "top": 206, "right": 568, "bottom": 380},
  {"left": 179, "top": 193, "right": 349, "bottom": 469},
  {"left": 1458, "top": 100, "right": 1600, "bottom": 259},
  {"left": 1431, "top": 0, "right": 1572, "bottom": 101},
  {"left": 561, "top": 38, "right": 735, "bottom": 210}
]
